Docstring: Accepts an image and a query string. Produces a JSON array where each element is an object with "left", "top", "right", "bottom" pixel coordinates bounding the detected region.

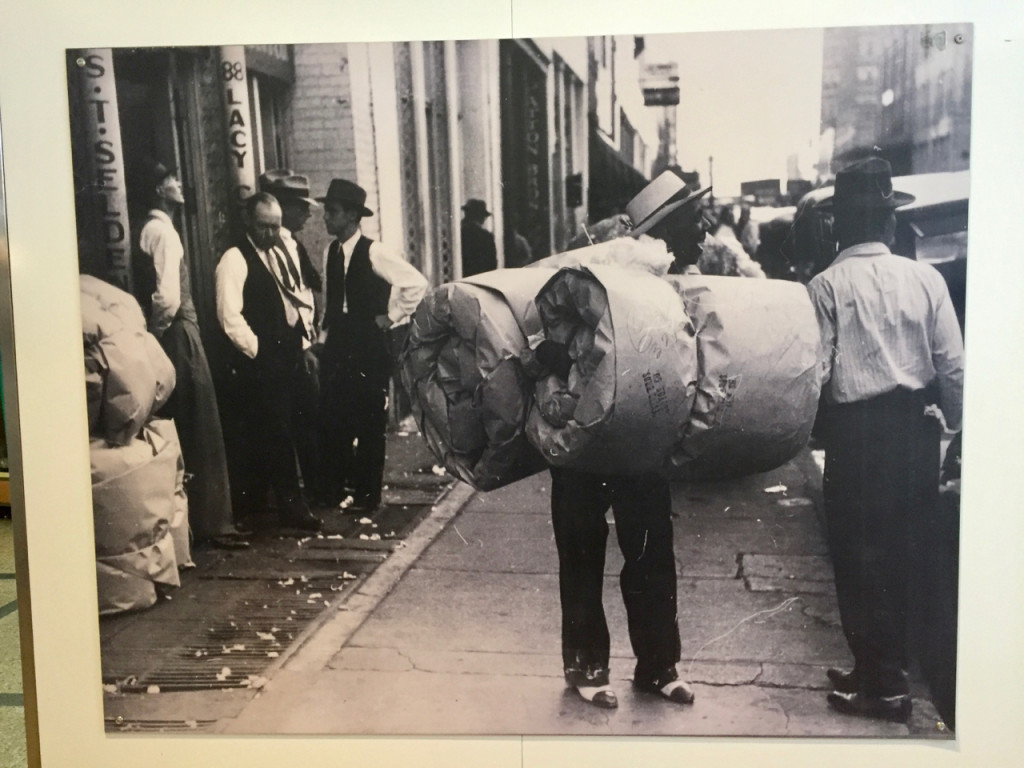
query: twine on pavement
[{"left": 684, "top": 597, "right": 801, "bottom": 679}]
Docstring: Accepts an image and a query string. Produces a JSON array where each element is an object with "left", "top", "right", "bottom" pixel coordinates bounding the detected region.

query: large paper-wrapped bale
[
  {"left": 401, "top": 269, "right": 555, "bottom": 490},
  {"left": 147, "top": 418, "right": 193, "bottom": 569},
  {"left": 91, "top": 420, "right": 181, "bottom": 611},
  {"left": 81, "top": 275, "right": 175, "bottom": 445},
  {"left": 527, "top": 265, "right": 698, "bottom": 473},
  {"left": 665, "top": 275, "right": 821, "bottom": 480},
  {"left": 96, "top": 534, "right": 177, "bottom": 615}
]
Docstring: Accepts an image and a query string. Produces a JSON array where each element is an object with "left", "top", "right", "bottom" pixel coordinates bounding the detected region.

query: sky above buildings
[{"left": 644, "top": 27, "right": 825, "bottom": 198}]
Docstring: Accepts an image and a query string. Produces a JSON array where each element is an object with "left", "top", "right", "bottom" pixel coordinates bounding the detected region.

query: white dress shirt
[
  {"left": 216, "top": 230, "right": 318, "bottom": 359},
  {"left": 319, "top": 229, "right": 427, "bottom": 344},
  {"left": 807, "top": 242, "right": 964, "bottom": 431},
  {"left": 138, "top": 209, "right": 182, "bottom": 337}
]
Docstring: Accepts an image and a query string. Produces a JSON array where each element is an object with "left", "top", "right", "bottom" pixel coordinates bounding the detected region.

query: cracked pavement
[{"left": 217, "top": 448, "right": 951, "bottom": 738}]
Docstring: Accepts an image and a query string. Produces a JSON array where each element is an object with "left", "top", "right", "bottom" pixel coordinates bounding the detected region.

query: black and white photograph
[{"left": 62, "top": 23, "right": 974, "bottom": 740}]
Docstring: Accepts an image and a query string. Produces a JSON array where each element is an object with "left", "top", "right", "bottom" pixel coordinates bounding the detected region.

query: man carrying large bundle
[
  {"left": 808, "top": 158, "right": 964, "bottom": 723},
  {"left": 533, "top": 172, "right": 711, "bottom": 710}
]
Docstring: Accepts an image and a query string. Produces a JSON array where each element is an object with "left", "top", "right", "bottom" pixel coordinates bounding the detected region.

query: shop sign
[
  {"left": 245, "top": 45, "right": 294, "bottom": 83},
  {"left": 219, "top": 46, "right": 257, "bottom": 202},
  {"left": 75, "top": 48, "right": 132, "bottom": 289}
]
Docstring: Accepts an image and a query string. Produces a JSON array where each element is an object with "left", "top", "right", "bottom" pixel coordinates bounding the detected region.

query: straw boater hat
[
  {"left": 316, "top": 179, "right": 374, "bottom": 217},
  {"left": 817, "top": 157, "right": 915, "bottom": 211},
  {"left": 259, "top": 169, "right": 320, "bottom": 208},
  {"left": 627, "top": 170, "right": 712, "bottom": 237}
]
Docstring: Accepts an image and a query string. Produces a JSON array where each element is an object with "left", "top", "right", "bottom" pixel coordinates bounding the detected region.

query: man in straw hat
[
  {"left": 807, "top": 157, "right": 964, "bottom": 722},
  {"left": 534, "top": 170, "right": 711, "bottom": 711},
  {"left": 317, "top": 179, "right": 427, "bottom": 513}
]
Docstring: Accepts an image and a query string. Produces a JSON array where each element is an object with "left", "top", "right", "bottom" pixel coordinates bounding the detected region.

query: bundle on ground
[
  {"left": 401, "top": 268, "right": 554, "bottom": 490},
  {"left": 91, "top": 420, "right": 182, "bottom": 614}
]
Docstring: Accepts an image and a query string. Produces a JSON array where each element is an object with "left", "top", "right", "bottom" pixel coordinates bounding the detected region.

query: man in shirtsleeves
[
  {"left": 316, "top": 179, "right": 427, "bottom": 512},
  {"left": 134, "top": 161, "right": 248, "bottom": 549},
  {"left": 808, "top": 157, "right": 964, "bottom": 723},
  {"left": 215, "top": 192, "right": 322, "bottom": 532}
]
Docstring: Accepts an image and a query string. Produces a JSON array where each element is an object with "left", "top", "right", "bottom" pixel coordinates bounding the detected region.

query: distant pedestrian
[
  {"left": 460, "top": 199, "right": 497, "bottom": 276},
  {"left": 317, "top": 179, "right": 427, "bottom": 512},
  {"left": 807, "top": 157, "right": 964, "bottom": 723},
  {"left": 505, "top": 228, "right": 534, "bottom": 268},
  {"left": 134, "top": 161, "right": 248, "bottom": 549},
  {"left": 534, "top": 171, "right": 711, "bottom": 710}
]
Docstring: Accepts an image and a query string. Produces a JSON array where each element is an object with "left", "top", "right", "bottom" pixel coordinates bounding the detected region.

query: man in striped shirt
[{"left": 807, "top": 158, "right": 964, "bottom": 723}]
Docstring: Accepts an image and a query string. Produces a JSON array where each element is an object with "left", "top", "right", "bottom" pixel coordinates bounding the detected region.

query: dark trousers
[
  {"left": 320, "top": 352, "right": 390, "bottom": 506},
  {"left": 157, "top": 316, "right": 235, "bottom": 539},
  {"left": 222, "top": 347, "right": 311, "bottom": 518},
  {"left": 822, "top": 387, "right": 940, "bottom": 697},
  {"left": 550, "top": 467, "right": 681, "bottom": 687}
]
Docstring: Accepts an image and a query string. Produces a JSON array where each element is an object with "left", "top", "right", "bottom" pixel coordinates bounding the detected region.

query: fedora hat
[
  {"left": 316, "top": 178, "right": 373, "bottom": 217},
  {"left": 462, "top": 198, "right": 491, "bottom": 218},
  {"left": 818, "top": 157, "right": 915, "bottom": 211},
  {"left": 627, "top": 171, "right": 712, "bottom": 237},
  {"left": 259, "top": 169, "right": 320, "bottom": 208}
]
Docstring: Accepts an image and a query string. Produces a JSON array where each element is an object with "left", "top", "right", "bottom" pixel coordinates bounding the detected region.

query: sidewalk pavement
[{"left": 212, "top": 446, "right": 951, "bottom": 739}]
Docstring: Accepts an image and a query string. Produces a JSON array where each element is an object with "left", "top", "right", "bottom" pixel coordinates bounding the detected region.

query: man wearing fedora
[
  {"left": 215, "top": 192, "right": 322, "bottom": 532},
  {"left": 807, "top": 157, "right": 964, "bottom": 722},
  {"left": 317, "top": 179, "right": 427, "bottom": 512},
  {"left": 134, "top": 161, "right": 248, "bottom": 549},
  {"left": 532, "top": 171, "right": 711, "bottom": 711},
  {"left": 460, "top": 198, "right": 497, "bottom": 277},
  {"left": 259, "top": 169, "right": 324, "bottom": 505}
]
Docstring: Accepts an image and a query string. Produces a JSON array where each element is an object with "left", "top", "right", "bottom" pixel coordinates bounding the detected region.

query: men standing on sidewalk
[
  {"left": 534, "top": 171, "right": 711, "bottom": 710},
  {"left": 807, "top": 158, "right": 964, "bottom": 723},
  {"left": 317, "top": 179, "right": 427, "bottom": 512},
  {"left": 134, "top": 161, "right": 248, "bottom": 549},
  {"left": 215, "top": 192, "right": 321, "bottom": 532}
]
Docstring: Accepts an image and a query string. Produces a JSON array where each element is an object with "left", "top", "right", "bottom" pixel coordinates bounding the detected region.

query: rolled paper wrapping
[
  {"left": 666, "top": 274, "right": 822, "bottom": 480},
  {"left": 81, "top": 274, "right": 176, "bottom": 445},
  {"left": 527, "top": 264, "right": 699, "bottom": 474},
  {"left": 400, "top": 268, "right": 556, "bottom": 490}
]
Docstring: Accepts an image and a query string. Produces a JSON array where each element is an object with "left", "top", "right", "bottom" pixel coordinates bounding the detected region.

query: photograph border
[{"left": 1, "top": 0, "right": 1022, "bottom": 765}]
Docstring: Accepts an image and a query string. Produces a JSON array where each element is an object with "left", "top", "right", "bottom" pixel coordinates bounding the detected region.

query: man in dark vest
[
  {"left": 460, "top": 198, "right": 497, "bottom": 276},
  {"left": 215, "top": 192, "right": 321, "bottom": 532},
  {"left": 134, "top": 161, "right": 248, "bottom": 549},
  {"left": 316, "top": 179, "right": 427, "bottom": 512},
  {"left": 259, "top": 169, "right": 324, "bottom": 506}
]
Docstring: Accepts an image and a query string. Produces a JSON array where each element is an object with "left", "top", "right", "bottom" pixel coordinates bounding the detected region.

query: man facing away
[
  {"left": 317, "top": 179, "right": 427, "bottom": 513},
  {"left": 134, "top": 161, "right": 248, "bottom": 549},
  {"left": 807, "top": 157, "right": 964, "bottom": 723},
  {"left": 460, "top": 198, "right": 497, "bottom": 277},
  {"left": 215, "top": 193, "right": 321, "bottom": 532}
]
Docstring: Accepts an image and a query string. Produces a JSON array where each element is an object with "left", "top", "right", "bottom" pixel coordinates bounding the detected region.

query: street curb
[{"left": 272, "top": 480, "right": 477, "bottom": 673}]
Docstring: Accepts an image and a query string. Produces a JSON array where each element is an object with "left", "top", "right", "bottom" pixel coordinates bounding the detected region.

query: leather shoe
[
  {"left": 632, "top": 677, "right": 695, "bottom": 705},
  {"left": 827, "top": 667, "right": 858, "bottom": 694},
  {"left": 573, "top": 685, "right": 618, "bottom": 709},
  {"left": 827, "top": 691, "right": 911, "bottom": 723}
]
